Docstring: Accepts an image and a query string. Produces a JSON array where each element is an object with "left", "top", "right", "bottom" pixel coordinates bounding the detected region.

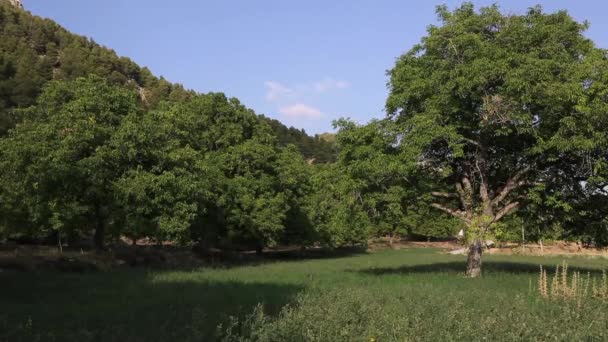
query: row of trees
[
  {"left": 0, "top": 76, "right": 368, "bottom": 251},
  {"left": 0, "top": 76, "right": 464, "bottom": 252}
]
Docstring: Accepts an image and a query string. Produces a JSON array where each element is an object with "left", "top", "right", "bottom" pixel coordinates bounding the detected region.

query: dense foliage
[
  {"left": 0, "top": 76, "right": 355, "bottom": 250},
  {"left": 386, "top": 4, "right": 608, "bottom": 276},
  {"left": 262, "top": 117, "right": 337, "bottom": 163}
]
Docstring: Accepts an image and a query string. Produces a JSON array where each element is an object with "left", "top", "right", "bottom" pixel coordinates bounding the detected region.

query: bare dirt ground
[
  {"left": 369, "top": 237, "right": 608, "bottom": 257},
  {"left": 2, "top": 238, "right": 607, "bottom": 272},
  {"left": 368, "top": 240, "right": 460, "bottom": 250},
  {"left": 485, "top": 241, "right": 608, "bottom": 257}
]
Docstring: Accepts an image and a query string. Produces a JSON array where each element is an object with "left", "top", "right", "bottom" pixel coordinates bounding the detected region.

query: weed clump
[{"left": 538, "top": 261, "right": 607, "bottom": 307}]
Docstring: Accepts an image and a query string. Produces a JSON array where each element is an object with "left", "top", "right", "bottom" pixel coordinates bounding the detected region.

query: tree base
[{"left": 465, "top": 240, "right": 482, "bottom": 278}]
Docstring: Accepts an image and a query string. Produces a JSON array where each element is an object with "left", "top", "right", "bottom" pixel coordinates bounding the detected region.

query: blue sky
[{"left": 23, "top": 0, "right": 608, "bottom": 134}]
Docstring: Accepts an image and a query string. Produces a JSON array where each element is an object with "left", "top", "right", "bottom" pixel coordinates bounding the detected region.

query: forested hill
[
  {"left": 261, "top": 116, "right": 337, "bottom": 163},
  {"left": 0, "top": 0, "right": 335, "bottom": 161}
]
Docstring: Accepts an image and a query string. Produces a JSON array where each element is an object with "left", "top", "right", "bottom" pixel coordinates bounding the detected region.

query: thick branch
[
  {"left": 455, "top": 178, "right": 472, "bottom": 214},
  {"left": 493, "top": 201, "right": 520, "bottom": 222},
  {"left": 461, "top": 137, "right": 481, "bottom": 147},
  {"left": 479, "top": 181, "right": 490, "bottom": 205},
  {"left": 431, "top": 203, "right": 471, "bottom": 224},
  {"left": 492, "top": 167, "right": 531, "bottom": 207},
  {"left": 475, "top": 147, "right": 492, "bottom": 216},
  {"left": 462, "top": 177, "right": 473, "bottom": 197},
  {"left": 431, "top": 191, "right": 459, "bottom": 198}
]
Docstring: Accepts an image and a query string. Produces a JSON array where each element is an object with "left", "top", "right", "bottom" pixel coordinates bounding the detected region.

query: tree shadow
[
  {"left": 186, "top": 245, "right": 369, "bottom": 270},
  {"left": 356, "top": 261, "right": 606, "bottom": 276},
  {"left": 258, "top": 246, "right": 368, "bottom": 261},
  {"left": 0, "top": 244, "right": 369, "bottom": 273},
  {"left": 1, "top": 270, "right": 302, "bottom": 341}
]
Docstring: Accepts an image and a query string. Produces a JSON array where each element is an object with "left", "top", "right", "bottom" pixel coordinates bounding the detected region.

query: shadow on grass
[
  {"left": 164, "top": 245, "right": 369, "bottom": 270},
  {"left": 256, "top": 246, "right": 368, "bottom": 261},
  {"left": 356, "top": 261, "right": 606, "bottom": 276},
  {"left": 1, "top": 270, "right": 302, "bottom": 341},
  {"left": 0, "top": 245, "right": 368, "bottom": 273}
]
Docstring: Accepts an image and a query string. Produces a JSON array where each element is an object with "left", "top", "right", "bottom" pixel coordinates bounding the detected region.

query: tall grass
[
  {"left": 538, "top": 261, "right": 608, "bottom": 308},
  {"left": 220, "top": 284, "right": 608, "bottom": 341}
]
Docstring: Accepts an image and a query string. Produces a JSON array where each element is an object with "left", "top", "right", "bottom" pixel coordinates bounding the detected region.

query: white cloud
[
  {"left": 265, "top": 78, "right": 348, "bottom": 121},
  {"left": 264, "top": 81, "right": 294, "bottom": 102},
  {"left": 279, "top": 103, "right": 322, "bottom": 119},
  {"left": 313, "top": 77, "right": 350, "bottom": 93},
  {"left": 265, "top": 77, "right": 350, "bottom": 102}
]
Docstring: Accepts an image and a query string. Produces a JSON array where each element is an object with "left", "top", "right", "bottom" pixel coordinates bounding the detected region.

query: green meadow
[{"left": 2, "top": 248, "right": 608, "bottom": 341}]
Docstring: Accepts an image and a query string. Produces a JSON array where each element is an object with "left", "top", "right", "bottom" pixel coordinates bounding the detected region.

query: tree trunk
[
  {"left": 93, "top": 221, "right": 105, "bottom": 251},
  {"left": 466, "top": 240, "right": 482, "bottom": 278},
  {"left": 92, "top": 203, "right": 106, "bottom": 251},
  {"left": 255, "top": 246, "right": 263, "bottom": 255},
  {"left": 521, "top": 225, "right": 525, "bottom": 252}
]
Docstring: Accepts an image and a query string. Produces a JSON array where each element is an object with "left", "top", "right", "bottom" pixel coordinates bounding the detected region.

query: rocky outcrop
[{"left": 8, "top": 0, "right": 23, "bottom": 9}]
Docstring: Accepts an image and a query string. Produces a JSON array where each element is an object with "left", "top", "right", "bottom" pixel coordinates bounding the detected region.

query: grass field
[{"left": 2, "top": 248, "right": 608, "bottom": 341}]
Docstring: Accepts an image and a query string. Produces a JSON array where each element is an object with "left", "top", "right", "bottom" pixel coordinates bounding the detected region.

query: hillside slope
[{"left": 0, "top": 0, "right": 336, "bottom": 160}]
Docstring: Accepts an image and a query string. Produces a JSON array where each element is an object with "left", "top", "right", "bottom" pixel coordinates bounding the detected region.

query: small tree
[{"left": 386, "top": 4, "right": 608, "bottom": 276}]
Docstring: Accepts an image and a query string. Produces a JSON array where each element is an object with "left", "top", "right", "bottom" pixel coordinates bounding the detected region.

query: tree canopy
[{"left": 386, "top": 3, "right": 608, "bottom": 276}]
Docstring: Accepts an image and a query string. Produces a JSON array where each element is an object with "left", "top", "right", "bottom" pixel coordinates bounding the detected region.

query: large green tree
[
  {"left": 106, "top": 99, "right": 218, "bottom": 245},
  {"left": 386, "top": 4, "right": 608, "bottom": 277},
  {"left": 0, "top": 76, "right": 138, "bottom": 248},
  {"left": 106, "top": 92, "right": 315, "bottom": 251},
  {"left": 304, "top": 163, "right": 371, "bottom": 248}
]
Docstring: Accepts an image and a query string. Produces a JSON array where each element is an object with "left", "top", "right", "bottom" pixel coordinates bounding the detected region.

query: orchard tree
[
  {"left": 107, "top": 92, "right": 265, "bottom": 247},
  {"left": 305, "top": 163, "right": 372, "bottom": 248},
  {"left": 107, "top": 92, "right": 310, "bottom": 251},
  {"left": 107, "top": 103, "right": 217, "bottom": 244},
  {"left": 333, "top": 119, "right": 414, "bottom": 243},
  {"left": 0, "top": 76, "right": 138, "bottom": 248},
  {"left": 217, "top": 138, "right": 288, "bottom": 253},
  {"left": 275, "top": 145, "right": 316, "bottom": 248},
  {"left": 386, "top": 4, "right": 608, "bottom": 277}
]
